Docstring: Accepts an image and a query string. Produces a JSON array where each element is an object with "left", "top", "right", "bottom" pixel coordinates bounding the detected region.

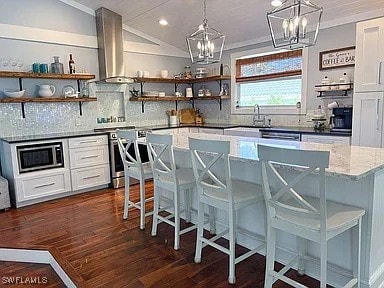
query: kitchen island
[{"left": 164, "top": 131, "right": 384, "bottom": 288}]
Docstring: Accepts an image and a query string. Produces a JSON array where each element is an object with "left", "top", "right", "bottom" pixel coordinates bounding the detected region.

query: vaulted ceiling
[{"left": 72, "top": 0, "right": 384, "bottom": 50}]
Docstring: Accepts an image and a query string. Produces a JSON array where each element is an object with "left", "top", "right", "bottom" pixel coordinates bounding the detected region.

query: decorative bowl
[{"left": 3, "top": 89, "right": 25, "bottom": 98}]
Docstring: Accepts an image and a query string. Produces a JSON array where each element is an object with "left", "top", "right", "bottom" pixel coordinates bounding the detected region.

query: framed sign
[{"left": 319, "top": 46, "right": 355, "bottom": 70}]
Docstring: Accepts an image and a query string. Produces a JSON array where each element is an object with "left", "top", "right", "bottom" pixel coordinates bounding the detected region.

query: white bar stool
[
  {"left": 117, "top": 129, "right": 153, "bottom": 230},
  {"left": 189, "top": 137, "right": 265, "bottom": 284},
  {"left": 258, "top": 144, "right": 365, "bottom": 288},
  {"left": 146, "top": 133, "right": 196, "bottom": 250}
]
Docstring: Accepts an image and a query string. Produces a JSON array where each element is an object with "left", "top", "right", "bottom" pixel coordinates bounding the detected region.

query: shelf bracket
[
  {"left": 21, "top": 103, "right": 25, "bottom": 118},
  {"left": 140, "top": 82, "right": 145, "bottom": 96},
  {"left": 175, "top": 100, "right": 178, "bottom": 111},
  {"left": 141, "top": 100, "right": 146, "bottom": 113},
  {"left": 79, "top": 101, "right": 83, "bottom": 116},
  {"left": 215, "top": 79, "right": 223, "bottom": 91},
  {"left": 77, "top": 79, "right": 81, "bottom": 93},
  {"left": 18, "top": 78, "right": 23, "bottom": 91}
]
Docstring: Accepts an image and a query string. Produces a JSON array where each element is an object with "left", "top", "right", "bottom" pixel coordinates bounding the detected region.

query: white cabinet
[
  {"left": 352, "top": 92, "right": 384, "bottom": 147},
  {"left": 223, "top": 127, "right": 261, "bottom": 138},
  {"left": 68, "top": 135, "right": 110, "bottom": 192},
  {"left": 198, "top": 128, "right": 223, "bottom": 135},
  {"left": 70, "top": 165, "right": 110, "bottom": 191},
  {"left": 301, "top": 134, "right": 351, "bottom": 145},
  {"left": 354, "top": 18, "right": 384, "bottom": 93},
  {"left": 15, "top": 170, "right": 71, "bottom": 202}
]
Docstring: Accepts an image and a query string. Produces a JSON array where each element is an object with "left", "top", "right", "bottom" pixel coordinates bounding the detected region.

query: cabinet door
[
  {"left": 198, "top": 128, "right": 223, "bottom": 135},
  {"left": 352, "top": 92, "right": 383, "bottom": 147},
  {"left": 15, "top": 170, "right": 71, "bottom": 203},
  {"left": 301, "top": 135, "right": 350, "bottom": 145},
  {"left": 71, "top": 164, "right": 110, "bottom": 191},
  {"left": 355, "top": 18, "right": 384, "bottom": 92}
]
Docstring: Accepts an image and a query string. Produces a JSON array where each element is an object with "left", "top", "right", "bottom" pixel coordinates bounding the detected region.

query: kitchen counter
[
  {"left": 0, "top": 130, "right": 108, "bottom": 144},
  {"left": 137, "top": 123, "right": 352, "bottom": 136},
  {"left": 164, "top": 131, "right": 384, "bottom": 287},
  {"left": 0, "top": 123, "right": 351, "bottom": 144},
  {"left": 172, "top": 132, "right": 379, "bottom": 180}
]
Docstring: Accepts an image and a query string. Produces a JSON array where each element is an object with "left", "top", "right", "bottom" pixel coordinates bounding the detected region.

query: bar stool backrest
[
  {"left": 146, "top": 133, "right": 177, "bottom": 184},
  {"left": 189, "top": 137, "right": 233, "bottom": 204},
  {"left": 117, "top": 129, "right": 143, "bottom": 173},
  {"left": 257, "top": 144, "right": 330, "bottom": 227}
]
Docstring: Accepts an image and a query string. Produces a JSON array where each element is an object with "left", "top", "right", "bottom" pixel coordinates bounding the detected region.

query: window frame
[{"left": 230, "top": 46, "right": 308, "bottom": 115}]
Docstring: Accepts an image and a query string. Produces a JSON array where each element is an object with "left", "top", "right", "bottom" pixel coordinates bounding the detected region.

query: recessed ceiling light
[
  {"left": 159, "top": 19, "right": 168, "bottom": 26},
  {"left": 271, "top": 0, "right": 282, "bottom": 7}
]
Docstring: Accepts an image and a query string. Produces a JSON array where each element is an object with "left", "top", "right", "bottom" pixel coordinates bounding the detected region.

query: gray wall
[{"left": 195, "top": 23, "right": 356, "bottom": 125}]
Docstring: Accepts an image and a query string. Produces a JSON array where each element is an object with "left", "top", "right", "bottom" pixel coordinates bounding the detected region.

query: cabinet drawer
[
  {"left": 15, "top": 171, "right": 71, "bottom": 202},
  {"left": 69, "top": 135, "right": 108, "bottom": 149},
  {"left": 69, "top": 146, "right": 109, "bottom": 169},
  {"left": 71, "top": 164, "right": 110, "bottom": 191},
  {"left": 198, "top": 128, "right": 223, "bottom": 135},
  {"left": 301, "top": 135, "right": 350, "bottom": 145}
]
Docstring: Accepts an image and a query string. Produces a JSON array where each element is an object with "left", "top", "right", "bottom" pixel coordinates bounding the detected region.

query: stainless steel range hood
[{"left": 96, "top": 7, "right": 132, "bottom": 83}]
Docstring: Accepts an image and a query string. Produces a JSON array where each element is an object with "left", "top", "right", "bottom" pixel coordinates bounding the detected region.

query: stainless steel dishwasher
[{"left": 261, "top": 131, "right": 301, "bottom": 141}]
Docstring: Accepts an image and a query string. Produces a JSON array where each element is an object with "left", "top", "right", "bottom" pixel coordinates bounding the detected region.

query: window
[{"left": 235, "top": 50, "right": 303, "bottom": 109}]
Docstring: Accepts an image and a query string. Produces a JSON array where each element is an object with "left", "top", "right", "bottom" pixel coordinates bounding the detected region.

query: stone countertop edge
[
  {"left": 138, "top": 123, "right": 352, "bottom": 136},
  {"left": 0, "top": 130, "right": 109, "bottom": 144},
  {"left": 0, "top": 123, "right": 351, "bottom": 144}
]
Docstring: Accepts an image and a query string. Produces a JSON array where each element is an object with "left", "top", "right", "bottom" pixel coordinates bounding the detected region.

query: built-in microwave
[{"left": 17, "top": 142, "right": 64, "bottom": 173}]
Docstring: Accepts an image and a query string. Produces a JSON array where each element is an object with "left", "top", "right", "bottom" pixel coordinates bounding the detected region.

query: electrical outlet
[
  {"left": 17, "top": 121, "right": 23, "bottom": 130},
  {"left": 75, "top": 118, "right": 81, "bottom": 126}
]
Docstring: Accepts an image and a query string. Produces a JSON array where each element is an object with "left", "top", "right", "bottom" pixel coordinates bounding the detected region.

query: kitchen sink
[{"left": 223, "top": 127, "right": 262, "bottom": 137}]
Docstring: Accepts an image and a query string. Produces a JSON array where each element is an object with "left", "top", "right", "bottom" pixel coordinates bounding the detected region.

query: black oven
[
  {"left": 110, "top": 131, "right": 149, "bottom": 188},
  {"left": 17, "top": 142, "right": 64, "bottom": 173}
]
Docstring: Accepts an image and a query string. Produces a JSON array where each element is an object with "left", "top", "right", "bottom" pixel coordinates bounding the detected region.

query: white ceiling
[{"left": 71, "top": 0, "right": 384, "bottom": 51}]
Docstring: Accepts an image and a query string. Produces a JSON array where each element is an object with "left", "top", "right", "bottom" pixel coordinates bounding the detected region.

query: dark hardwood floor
[{"left": 0, "top": 182, "right": 321, "bottom": 287}]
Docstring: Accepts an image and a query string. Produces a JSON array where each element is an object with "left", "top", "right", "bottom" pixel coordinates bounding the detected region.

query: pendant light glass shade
[
  {"left": 186, "top": 0, "right": 225, "bottom": 64},
  {"left": 267, "top": 0, "right": 323, "bottom": 50}
]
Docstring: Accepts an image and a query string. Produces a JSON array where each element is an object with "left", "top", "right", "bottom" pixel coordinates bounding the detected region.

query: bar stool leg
[
  {"left": 209, "top": 205, "right": 216, "bottom": 234},
  {"left": 184, "top": 188, "right": 192, "bottom": 223},
  {"left": 194, "top": 201, "right": 205, "bottom": 264},
  {"left": 139, "top": 179, "right": 146, "bottom": 230},
  {"left": 123, "top": 175, "right": 130, "bottom": 220},
  {"left": 320, "top": 235, "right": 327, "bottom": 288},
  {"left": 353, "top": 218, "right": 362, "bottom": 288},
  {"left": 297, "top": 237, "right": 307, "bottom": 276},
  {"left": 228, "top": 208, "right": 236, "bottom": 284},
  {"left": 174, "top": 187, "right": 181, "bottom": 250},
  {"left": 151, "top": 186, "right": 160, "bottom": 237},
  {"left": 264, "top": 225, "right": 276, "bottom": 288}
]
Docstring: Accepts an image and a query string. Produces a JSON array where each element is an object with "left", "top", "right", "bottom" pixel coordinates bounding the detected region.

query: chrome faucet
[{"left": 253, "top": 104, "right": 266, "bottom": 127}]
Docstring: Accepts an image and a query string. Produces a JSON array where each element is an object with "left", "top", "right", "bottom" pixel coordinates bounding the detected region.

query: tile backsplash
[{"left": 0, "top": 83, "right": 192, "bottom": 137}]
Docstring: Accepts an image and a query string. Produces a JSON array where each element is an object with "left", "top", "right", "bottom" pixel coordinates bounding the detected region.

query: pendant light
[
  {"left": 186, "top": 0, "right": 225, "bottom": 64},
  {"left": 267, "top": 0, "right": 323, "bottom": 50}
]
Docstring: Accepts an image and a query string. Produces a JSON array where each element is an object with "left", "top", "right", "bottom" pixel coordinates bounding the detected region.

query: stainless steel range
[{"left": 94, "top": 126, "right": 149, "bottom": 188}]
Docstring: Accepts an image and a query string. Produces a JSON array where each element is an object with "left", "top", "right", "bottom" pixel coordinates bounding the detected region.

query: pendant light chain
[{"left": 203, "top": 0, "right": 207, "bottom": 24}]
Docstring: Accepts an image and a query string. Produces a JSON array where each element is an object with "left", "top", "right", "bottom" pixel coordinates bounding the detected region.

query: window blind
[{"left": 236, "top": 50, "right": 302, "bottom": 83}]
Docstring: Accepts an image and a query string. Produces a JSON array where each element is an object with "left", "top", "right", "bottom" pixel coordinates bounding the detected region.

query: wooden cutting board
[{"left": 179, "top": 109, "right": 196, "bottom": 124}]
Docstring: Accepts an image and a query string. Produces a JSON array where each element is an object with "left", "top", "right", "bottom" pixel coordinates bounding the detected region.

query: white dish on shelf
[
  {"left": 3, "top": 89, "right": 25, "bottom": 98},
  {"left": 62, "top": 85, "right": 77, "bottom": 98}
]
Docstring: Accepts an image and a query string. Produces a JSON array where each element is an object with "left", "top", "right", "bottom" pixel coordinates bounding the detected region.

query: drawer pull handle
[
  {"left": 83, "top": 174, "right": 101, "bottom": 180},
  {"left": 79, "top": 140, "right": 98, "bottom": 144},
  {"left": 80, "top": 155, "right": 98, "bottom": 159},
  {"left": 34, "top": 182, "right": 55, "bottom": 189}
]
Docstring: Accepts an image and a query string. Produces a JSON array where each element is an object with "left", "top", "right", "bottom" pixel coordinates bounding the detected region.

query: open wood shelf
[
  {"left": 129, "top": 95, "right": 230, "bottom": 113},
  {"left": 133, "top": 75, "right": 230, "bottom": 84},
  {"left": 0, "top": 71, "right": 95, "bottom": 80}
]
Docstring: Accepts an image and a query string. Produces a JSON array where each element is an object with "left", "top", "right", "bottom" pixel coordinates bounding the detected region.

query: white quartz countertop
[{"left": 169, "top": 132, "right": 384, "bottom": 180}]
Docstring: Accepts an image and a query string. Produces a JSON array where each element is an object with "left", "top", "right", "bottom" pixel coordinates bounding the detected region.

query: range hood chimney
[{"left": 96, "top": 7, "right": 132, "bottom": 83}]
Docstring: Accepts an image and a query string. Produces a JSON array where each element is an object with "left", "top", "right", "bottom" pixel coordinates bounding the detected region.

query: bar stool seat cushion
[{"left": 276, "top": 196, "right": 365, "bottom": 231}]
